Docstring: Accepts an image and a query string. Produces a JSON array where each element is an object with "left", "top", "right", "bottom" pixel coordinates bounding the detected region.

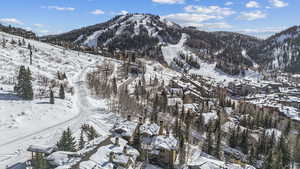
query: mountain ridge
[{"left": 41, "top": 13, "right": 300, "bottom": 74}]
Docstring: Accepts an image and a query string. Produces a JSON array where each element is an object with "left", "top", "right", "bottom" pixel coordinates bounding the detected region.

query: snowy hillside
[
  {"left": 0, "top": 31, "right": 104, "bottom": 167},
  {"left": 43, "top": 14, "right": 181, "bottom": 50},
  {"left": 248, "top": 25, "right": 300, "bottom": 72},
  {"left": 161, "top": 32, "right": 262, "bottom": 85}
]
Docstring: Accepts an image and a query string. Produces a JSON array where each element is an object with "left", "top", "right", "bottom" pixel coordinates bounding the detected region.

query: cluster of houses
[
  {"left": 25, "top": 114, "right": 180, "bottom": 169},
  {"left": 25, "top": 72, "right": 300, "bottom": 169},
  {"left": 110, "top": 115, "right": 178, "bottom": 168}
]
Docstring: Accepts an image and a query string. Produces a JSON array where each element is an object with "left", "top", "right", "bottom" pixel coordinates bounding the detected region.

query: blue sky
[{"left": 0, "top": 0, "right": 298, "bottom": 38}]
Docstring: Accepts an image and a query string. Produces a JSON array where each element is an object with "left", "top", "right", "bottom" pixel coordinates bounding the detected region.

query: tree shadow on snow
[
  {"left": 0, "top": 92, "right": 22, "bottom": 101},
  {"left": 36, "top": 101, "right": 50, "bottom": 104},
  {"left": 7, "top": 162, "right": 27, "bottom": 169}
]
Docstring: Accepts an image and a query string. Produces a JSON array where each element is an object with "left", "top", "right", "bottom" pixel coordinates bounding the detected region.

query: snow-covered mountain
[
  {"left": 42, "top": 14, "right": 263, "bottom": 75},
  {"left": 43, "top": 13, "right": 300, "bottom": 74},
  {"left": 43, "top": 14, "right": 181, "bottom": 50},
  {"left": 249, "top": 25, "right": 300, "bottom": 72}
]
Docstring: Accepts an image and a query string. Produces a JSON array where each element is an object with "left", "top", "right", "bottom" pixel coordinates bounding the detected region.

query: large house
[
  {"left": 110, "top": 115, "right": 139, "bottom": 145},
  {"left": 150, "top": 134, "right": 178, "bottom": 168},
  {"left": 139, "top": 120, "right": 179, "bottom": 168}
]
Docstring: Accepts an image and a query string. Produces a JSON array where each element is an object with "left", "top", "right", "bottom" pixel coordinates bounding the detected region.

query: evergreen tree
[
  {"left": 197, "top": 110, "right": 205, "bottom": 131},
  {"left": 229, "top": 128, "right": 237, "bottom": 148},
  {"left": 24, "top": 67, "right": 33, "bottom": 100},
  {"left": 179, "top": 134, "right": 187, "bottom": 165},
  {"left": 248, "top": 146, "right": 256, "bottom": 165},
  {"left": 50, "top": 90, "right": 54, "bottom": 104},
  {"left": 206, "top": 130, "right": 213, "bottom": 155},
  {"left": 57, "top": 128, "right": 77, "bottom": 152},
  {"left": 215, "top": 130, "right": 222, "bottom": 159},
  {"left": 152, "top": 93, "right": 159, "bottom": 123},
  {"left": 79, "top": 130, "right": 85, "bottom": 150},
  {"left": 205, "top": 121, "right": 214, "bottom": 155},
  {"left": 29, "top": 47, "right": 33, "bottom": 65},
  {"left": 284, "top": 120, "right": 291, "bottom": 136},
  {"left": 278, "top": 135, "right": 291, "bottom": 169},
  {"left": 59, "top": 84, "right": 65, "bottom": 99},
  {"left": 15, "top": 65, "right": 26, "bottom": 96},
  {"left": 161, "top": 90, "right": 168, "bottom": 113},
  {"left": 258, "top": 131, "right": 267, "bottom": 155},
  {"left": 294, "top": 140, "right": 300, "bottom": 167},
  {"left": 264, "top": 151, "right": 274, "bottom": 169},
  {"left": 240, "top": 129, "right": 249, "bottom": 154},
  {"left": 87, "top": 126, "right": 98, "bottom": 141},
  {"left": 57, "top": 130, "right": 68, "bottom": 151},
  {"left": 15, "top": 66, "right": 33, "bottom": 100},
  {"left": 112, "top": 77, "right": 118, "bottom": 96}
]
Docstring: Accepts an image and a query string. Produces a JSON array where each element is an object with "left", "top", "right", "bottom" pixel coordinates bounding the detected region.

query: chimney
[
  {"left": 166, "top": 127, "right": 170, "bottom": 137},
  {"left": 123, "top": 145, "right": 128, "bottom": 154},
  {"left": 150, "top": 117, "right": 154, "bottom": 124},
  {"left": 127, "top": 115, "right": 131, "bottom": 121},
  {"left": 159, "top": 121, "right": 164, "bottom": 135},
  {"left": 109, "top": 151, "right": 114, "bottom": 162},
  {"left": 139, "top": 117, "right": 143, "bottom": 125},
  {"left": 115, "top": 137, "right": 120, "bottom": 146}
]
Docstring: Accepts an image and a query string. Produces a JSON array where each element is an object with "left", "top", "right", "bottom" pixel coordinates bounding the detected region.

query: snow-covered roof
[
  {"left": 167, "top": 97, "right": 182, "bottom": 106},
  {"left": 265, "top": 128, "right": 282, "bottom": 141},
  {"left": 152, "top": 135, "right": 178, "bottom": 151},
  {"left": 139, "top": 123, "right": 160, "bottom": 136},
  {"left": 111, "top": 120, "right": 138, "bottom": 137},
  {"left": 183, "top": 103, "right": 199, "bottom": 112},
  {"left": 46, "top": 151, "right": 80, "bottom": 167},
  {"left": 188, "top": 145, "right": 254, "bottom": 169},
  {"left": 27, "top": 144, "right": 54, "bottom": 154},
  {"left": 79, "top": 137, "right": 139, "bottom": 169},
  {"left": 203, "top": 111, "right": 218, "bottom": 124}
]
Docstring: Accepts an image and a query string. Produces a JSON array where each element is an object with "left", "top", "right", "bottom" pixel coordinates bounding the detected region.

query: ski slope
[{"left": 161, "top": 33, "right": 262, "bottom": 86}]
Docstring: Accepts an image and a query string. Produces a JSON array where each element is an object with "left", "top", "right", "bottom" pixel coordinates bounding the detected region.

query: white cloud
[
  {"left": 162, "top": 13, "right": 222, "bottom": 27},
  {"left": 238, "top": 27, "right": 285, "bottom": 33},
  {"left": 33, "top": 24, "right": 44, "bottom": 28},
  {"left": 192, "top": 22, "right": 233, "bottom": 29},
  {"left": 237, "top": 10, "right": 266, "bottom": 21},
  {"left": 90, "top": 9, "right": 104, "bottom": 15},
  {"left": 246, "top": 1, "right": 260, "bottom": 8},
  {"left": 225, "top": 2, "right": 234, "bottom": 6},
  {"left": 268, "top": 0, "right": 288, "bottom": 8},
  {"left": 46, "top": 6, "right": 75, "bottom": 11},
  {"left": 152, "top": 0, "right": 185, "bottom": 4},
  {"left": 184, "top": 5, "right": 236, "bottom": 16},
  {"left": 0, "top": 18, "right": 23, "bottom": 25},
  {"left": 237, "top": 27, "right": 286, "bottom": 39}
]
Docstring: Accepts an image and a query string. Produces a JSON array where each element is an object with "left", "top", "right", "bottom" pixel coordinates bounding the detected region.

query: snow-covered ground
[{"left": 0, "top": 31, "right": 111, "bottom": 167}]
